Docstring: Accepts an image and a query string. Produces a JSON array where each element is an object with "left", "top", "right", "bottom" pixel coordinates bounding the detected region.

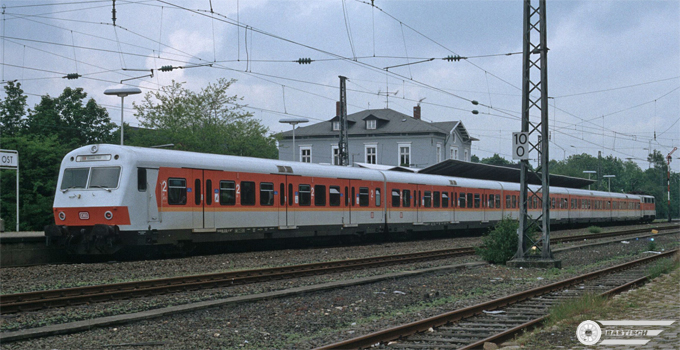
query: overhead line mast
[{"left": 508, "top": 0, "right": 561, "bottom": 269}]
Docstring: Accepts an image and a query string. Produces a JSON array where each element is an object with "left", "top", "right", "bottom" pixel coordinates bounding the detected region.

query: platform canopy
[{"left": 419, "top": 159, "right": 595, "bottom": 189}]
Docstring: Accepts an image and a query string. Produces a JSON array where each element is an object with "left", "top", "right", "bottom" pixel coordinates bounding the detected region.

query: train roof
[{"left": 66, "top": 145, "right": 643, "bottom": 200}]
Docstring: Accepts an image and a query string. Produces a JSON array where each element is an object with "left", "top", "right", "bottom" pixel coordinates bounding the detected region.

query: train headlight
[
  {"left": 58, "top": 211, "right": 66, "bottom": 221},
  {"left": 104, "top": 211, "right": 113, "bottom": 220}
]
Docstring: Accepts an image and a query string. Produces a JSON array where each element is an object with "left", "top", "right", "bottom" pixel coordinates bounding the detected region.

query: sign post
[{"left": 0, "top": 150, "right": 19, "bottom": 232}]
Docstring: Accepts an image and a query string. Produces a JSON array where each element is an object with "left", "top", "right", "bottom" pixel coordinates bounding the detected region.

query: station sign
[
  {"left": 0, "top": 150, "right": 18, "bottom": 168},
  {"left": 512, "top": 132, "right": 530, "bottom": 160}
]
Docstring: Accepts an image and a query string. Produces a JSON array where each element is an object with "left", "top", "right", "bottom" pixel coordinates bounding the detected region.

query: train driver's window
[
  {"left": 241, "top": 181, "right": 256, "bottom": 206},
  {"left": 138, "top": 168, "right": 146, "bottom": 192},
  {"left": 433, "top": 191, "right": 440, "bottom": 208},
  {"left": 315, "top": 185, "right": 326, "bottom": 206},
  {"left": 168, "top": 178, "right": 187, "bottom": 205},
  {"left": 220, "top": 181, "right": 235, "bottom": 205},
  {"left": 459, "top": 192, "right": 466, "bottom": 208},
  {"left": 392, "top": 189, "right": 400, "bottom": 207},
  {"left": 402, "top": 189, "right": 411, "bottom": 207},
  {"left": 359, "top": 187, "right": 369, "bottom": 206},
  {"left": 260, "top": 182, "right": 274, "bottom": 206},
  {"left": 442, "top": 192, "right": 449, "bottom": 208},
  {"left": 329, "top": 186, "right": 341, "bottom": 206},
  {"left": 299, "top": 184, "right": 311, "bottom": 206},
  {"left": 375, "top": 188, "right": 381, "bottom": 207}
]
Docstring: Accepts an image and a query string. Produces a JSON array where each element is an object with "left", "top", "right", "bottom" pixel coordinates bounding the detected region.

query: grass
[
  {"left": 546, "top": 293, "right": 607, "bottom": 327},
  {"left": 587, "top": 225, "right": 602, "bottom": 234}
]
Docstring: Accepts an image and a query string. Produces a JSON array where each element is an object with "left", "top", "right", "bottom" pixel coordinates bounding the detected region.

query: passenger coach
[{"left": 45, "top": 144, "right": 655, "bottom": 255}]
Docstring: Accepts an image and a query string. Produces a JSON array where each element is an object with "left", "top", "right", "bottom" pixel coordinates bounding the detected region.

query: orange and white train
[{"left": 45, "top": 144, "right": 656, "bottom": 255}]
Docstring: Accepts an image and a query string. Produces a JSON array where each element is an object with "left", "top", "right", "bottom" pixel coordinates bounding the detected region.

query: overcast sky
[{"left": 1, "top": 0, "right": 679, "bottom": 171}]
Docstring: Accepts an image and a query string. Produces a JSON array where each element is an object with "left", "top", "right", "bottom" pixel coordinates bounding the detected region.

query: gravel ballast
[{"left": 1, "top": 231, "right": 677, "bottom": 349}]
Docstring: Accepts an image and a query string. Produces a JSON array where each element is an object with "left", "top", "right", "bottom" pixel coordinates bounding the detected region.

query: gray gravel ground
[{"left": 1, "top": 230, "right": 677, "bottom": 350}]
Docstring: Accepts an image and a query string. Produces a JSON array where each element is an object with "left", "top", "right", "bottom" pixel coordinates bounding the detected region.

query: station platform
[
  {"left": 0, "top": 231, "right": 45, "bottom": 244},
  {"left": 0, "top": 231, "right": 67, "bottom": 267}
]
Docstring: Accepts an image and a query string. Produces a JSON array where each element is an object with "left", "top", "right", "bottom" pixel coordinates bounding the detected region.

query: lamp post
[
  {"left": 279, "top": 118, "right": 309, "bottom": 161},
  {"left": 104, "top": 87, "right": 142, "bottom": 145},
  {"left": 583, "top": 170, "right": 596, "bottom": 190},
  {"left": 603, "top": 175, "right": 615, "bottom": 192}
]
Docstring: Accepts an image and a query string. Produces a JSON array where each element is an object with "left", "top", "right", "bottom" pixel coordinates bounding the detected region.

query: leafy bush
[
  {"left": 646, "top": 258, "right": 679, "bottom": 279},
  {"left": 588, "top": 226, "right": 602, "bottom": 234},
  {"left": 647, "top": 240, "right": 657, "bottom": 252},
  {"left": 476, "top": 217, "right": 521, "bottom": 264}
]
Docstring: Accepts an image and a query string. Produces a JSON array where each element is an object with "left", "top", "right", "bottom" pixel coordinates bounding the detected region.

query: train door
[
  {"left": 416, "top": 185, "right": 425, "bottom": 224},
  {"left": 280, "top": 175, "right": 296, "bottom": 228},
  {"left": 450, "top": 188, "right": 458, "bottom": 223},
  {"left": 343, "top": 180, "right": 353, "bottom": 226},
  {"left": 191, "top": 169, "right": 204, "bottom": 228},
  {"left": 278, "top": 179, "right": 287, "bottom": 228},
  {"left": 203, "top": 171, "right": 217, "bottom": 230},
  {"left": 144, "top": 168, "right": 160, "bottom": 223},
  {"left": 482, "top": 189, "right": 491, "bottom": 223}
]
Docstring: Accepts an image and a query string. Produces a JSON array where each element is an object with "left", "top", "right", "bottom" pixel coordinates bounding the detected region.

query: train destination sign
[{"left": 0, "top": 150, "right": 18, "bottom": 168}]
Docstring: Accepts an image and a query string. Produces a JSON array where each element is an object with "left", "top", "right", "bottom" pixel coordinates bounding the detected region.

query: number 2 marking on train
[{"left": 161, "top": 181, "right": 167, "bottom": 192}]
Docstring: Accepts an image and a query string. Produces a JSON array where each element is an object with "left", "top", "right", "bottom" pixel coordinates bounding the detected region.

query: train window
[
  {"left": 330, "top": 186, "right": 341, "bottom": 206},
  {"left": 61, "top": 168, "right": 89, "bottom": 190},
  {"left": 424, "top": 191, "right": 432, "bottom": 208},
  {"left": 488, "top": 194, "right": 495, "bottom": 208},
  {"left": 506, "top": 195, "right": 511, "bottom": 209},
  {"left": 392, "top": 189, "right": 400, "bottom": 207},
  {"left": 241, "top": 181, "right": 256, "bottom": 206},
  {"left": 289, "top": 184, "right": 294, "bottom": 206},
  {"left": 467, "top": 193, "right": 473, "bottom": 208},
  {"left": 474, "top": 194, "right": 480, "bottom": 208},
  {"left": 551, "top": 197, "right": 555, "bottom": 209},
  {"left": 89, "top": 167, "right": 121, "bottom": 189},
  {"left": 442, "top": 192, "right": 449, "bottom": 208},
  {"left": 607, "top": 201, "right": 610, "bottom": 209},
  {"left": 512, "top": 195, "right": 517, "bottom": 209},
  {"left": 168, "top": 178, "right": 187, "bottom": 205},
  {"left": 433, "top": 191, "right": 440, "bottom": 208},
  {"left": 495, "top": 195, "right": 501, "bottom": 209},
  {"left": 402, "top": 190, "right": 411, "bottom": 207},
  {"left": 315, "top": 185, "right": 326, "bottom": 206},
  {"left": 418, "top": 191, "right": 422, "bottom": 208},
  {"left": 359, "top": 187, "right": 369, "bottom": 207},
  {"left": 137, "top": 168, "right": 147, "bottom": 192},
  {"left": 345, "top": 187, "right": 349, "bottom": 206},
  {"left": 206, "top": 180, "right": 212, "bottom": 205},
  {"left": 459, "top": 192, "right": 466, "bottom": 208},
  {"left": 220, "top": 181, "right": 235, "bottom": 205},
  {"left": 280, "top": 183, "right": 285, "bottom": 206},
  {"left": 375, "top": 188, "right": 381, "bottom": 207},
  {"left": 261, "top": 182, "right": 274, "bottom": 206},
  {"left": 194, "top": 179, "right": 201, "bottom": 205},
  {"left": 299, "top": 184, "right": 311, "bottom": 206},
  {"left": 352, "top": 187, "right": 356, "bottom": 206}
]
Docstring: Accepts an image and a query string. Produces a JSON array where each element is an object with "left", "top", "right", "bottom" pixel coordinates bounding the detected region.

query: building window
[
  {"left": 332, "top": 121, "right": 340, "bottom": 131},
  {"left": 331, "top": 145, "right": 340, "bottom": 165},
  {"left": 450, "top": 147, "right": 458, "bottom": 160},
  {"left": 464, "top": 149, "right": 469, "bottom": 161},
  {"left": 366, "top": 146, "right": 377, "bottom": 164},
  {"left": 399, "top": 144, "right": 411, "bottom": 167},
  {"left": 300, "top": 146, "right": 311, "bottom": 163},
  {"left": 436, "top": 143, "right": 442, "bottom": 163},
  {"left": 366, "top": 119, "right": 376, "bottom": 130},
  {"left": 452, "top": 132, "right": 457, "bottom": 143}
]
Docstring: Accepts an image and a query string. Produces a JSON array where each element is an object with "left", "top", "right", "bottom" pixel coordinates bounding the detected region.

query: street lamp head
[
  {"left": 279, "top": 117, "right": 309, "bottom": 126},
  {"left": 104, "top": 87, "right": 142, "bottom": 97}
]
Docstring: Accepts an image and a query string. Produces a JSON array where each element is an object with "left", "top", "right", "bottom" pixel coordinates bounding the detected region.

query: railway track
[
  {"left": 1, "top": 224, "right": 676, "bottom": 315},
  {"left": 316, "top": 249, "right": 678, "bottom": 349}
]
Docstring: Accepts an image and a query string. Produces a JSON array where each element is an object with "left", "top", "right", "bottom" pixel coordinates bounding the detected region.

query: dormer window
[
  {"left": 332, "top": 121, "right": 340, "bottom": 131},
  {"left": 366, "top": 119, "right": 376, "bottom": 130}
]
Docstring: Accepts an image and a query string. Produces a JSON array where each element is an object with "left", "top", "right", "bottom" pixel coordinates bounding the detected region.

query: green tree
[
  {"left": 132, "top": 79, "right": 278, "bottom": 158},
  {"left": 0, "top": 81, "right": 28, "bottom": 137},
  {"left": 481, "top": 153, "right": 515, "bottom": 166},
  {"left": 24, "top": 87, "right": 115, "bottom": 148}
]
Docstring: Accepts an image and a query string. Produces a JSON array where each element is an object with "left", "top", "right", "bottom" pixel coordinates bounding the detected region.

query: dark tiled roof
[{"left": 280, "top": 108, "right": 466, "bottom": 139}]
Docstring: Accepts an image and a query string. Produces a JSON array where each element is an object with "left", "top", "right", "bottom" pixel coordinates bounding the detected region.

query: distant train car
[{"left": 44, "top": 145, "right": 655, "bottom": 255}]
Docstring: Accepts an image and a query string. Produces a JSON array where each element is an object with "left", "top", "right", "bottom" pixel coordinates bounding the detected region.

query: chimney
[
  {"left": 336, "top": 101, "right": 341, "bottom": 117},
  {"left": 413, "top": 105, "right": 421, "bottom": 120}
]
